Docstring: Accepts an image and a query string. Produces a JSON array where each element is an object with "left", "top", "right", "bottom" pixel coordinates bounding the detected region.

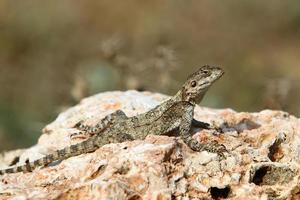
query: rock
[{"left": 0, "top": 90, "right": 300, "bottom": 200}]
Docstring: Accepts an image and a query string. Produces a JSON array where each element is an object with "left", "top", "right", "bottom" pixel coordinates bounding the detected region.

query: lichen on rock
[{"left": 0, "top": 91, "right": 300, "bottom": 200}]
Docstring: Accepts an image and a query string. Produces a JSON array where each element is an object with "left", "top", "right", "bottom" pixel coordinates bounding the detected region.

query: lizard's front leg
[
  {"left": 192, "top": 119, "right": 222, "bottom": 132},
  {"left": 72, "top": 110, "right": 128, "bottom": 138},
  {"left": 180, "top": 106, "right": 227, "bottom": 157},
  {"left": 192, "top": 119, "right": 210, "bottom": 129}
]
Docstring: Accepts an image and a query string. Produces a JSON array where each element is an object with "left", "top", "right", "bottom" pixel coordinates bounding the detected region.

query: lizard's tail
[{"left": 0, "top": 136, "right": 99, "bottom": 175}]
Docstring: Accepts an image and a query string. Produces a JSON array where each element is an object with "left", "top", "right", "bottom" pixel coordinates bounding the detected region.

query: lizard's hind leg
[
  {"left": 72, "top": 110, "right": 128, "bottom": 138},
  {"left": 192, "top": 119, "right": 210, "bottom": 129}
]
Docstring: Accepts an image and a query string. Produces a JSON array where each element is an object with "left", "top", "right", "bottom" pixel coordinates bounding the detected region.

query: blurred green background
[{"left": 0, "top": 0, "right": 299, "bottom": 151}]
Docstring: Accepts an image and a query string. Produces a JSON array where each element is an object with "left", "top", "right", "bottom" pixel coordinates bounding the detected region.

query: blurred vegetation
[{"left": 0, "top": 0, "right": 300, "bottom": 151}]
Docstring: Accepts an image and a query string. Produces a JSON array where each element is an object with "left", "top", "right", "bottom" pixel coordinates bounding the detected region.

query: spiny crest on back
[{"left": 182, "top": 65, "right": 224, "bottom": 104}]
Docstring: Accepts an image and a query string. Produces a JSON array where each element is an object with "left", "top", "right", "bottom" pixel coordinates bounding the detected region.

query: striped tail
[{"left": 0, "top": 136, "right": 99, "bottom": 175}]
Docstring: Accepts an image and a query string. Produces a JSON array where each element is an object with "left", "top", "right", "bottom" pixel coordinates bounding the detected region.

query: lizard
[{"left": 0, "top": 65, "right": 225, "bottom": 175}]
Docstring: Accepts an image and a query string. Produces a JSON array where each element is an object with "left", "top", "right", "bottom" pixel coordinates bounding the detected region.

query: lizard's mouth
[
  {"left": 215, "top": 70, "right": 225, "bottom": 80},
  {"left": 199, "top": 81, "right": 209, "bottom": 86},
  {"left": 199, "top": 81, "right": 211, "bottom": 89}
]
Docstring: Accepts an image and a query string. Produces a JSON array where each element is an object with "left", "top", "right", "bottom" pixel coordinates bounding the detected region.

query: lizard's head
[{"left": 181, "top": 65, "right": 224, "bottom": 104}]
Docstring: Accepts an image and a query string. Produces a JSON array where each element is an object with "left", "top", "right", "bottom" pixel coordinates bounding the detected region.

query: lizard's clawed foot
[
  {"left": 72, "top": 120, "right": 102, "bottom": 139},
  {"left": 204, "top": 141, "right": 227, "bottom": 159},
  {"left": 207, "top": 124, "right": 223, "bottom": 133},
  {"left": 188, "top": 139, "right": 227, "bottom": 159},
  {"left": 72, "top": 120, "right": 90, "bottom": 139},
  {"left": 73, "top": 120, "right": 89, "bottom": 131},
  {"left": 70, "top": 131, "right": 88, "bottom": 139}
]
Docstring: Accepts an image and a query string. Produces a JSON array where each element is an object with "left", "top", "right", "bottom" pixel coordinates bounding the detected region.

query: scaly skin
[{"left": 0, "top": 65, "right": 225, "bottom": 175}]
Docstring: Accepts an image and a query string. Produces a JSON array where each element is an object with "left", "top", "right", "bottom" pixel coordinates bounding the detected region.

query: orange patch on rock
[{"left": 104, "top": 102, "right": 122, "bottom": 110}]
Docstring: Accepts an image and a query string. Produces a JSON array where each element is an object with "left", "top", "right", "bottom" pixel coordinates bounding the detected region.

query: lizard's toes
[
  {"left": 215, "top": 144, "right": 227, "bottom": 159},
  {"left": 73, "top": 120, "right": 84, "bottom": 128},
  {"left": 209, "top": 125, "right": 223, "bottom": 133},
  {"left": 70, "top": 131, "right": 88, "bottom": 140},
  {"left": 207, "top": 141, "right": 227, "bottom": 158}
]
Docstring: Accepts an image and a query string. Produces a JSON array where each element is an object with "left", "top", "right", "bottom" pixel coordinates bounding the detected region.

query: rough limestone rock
[{"left": 0, "top": 91, "right": 300, "bottom": 200}]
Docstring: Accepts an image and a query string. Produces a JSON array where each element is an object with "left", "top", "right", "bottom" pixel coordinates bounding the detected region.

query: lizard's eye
[{"left": 191, "top": 81, "right": 197, "bottom": 87}]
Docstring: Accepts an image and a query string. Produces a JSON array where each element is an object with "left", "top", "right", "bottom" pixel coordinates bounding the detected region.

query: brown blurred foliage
[{"left": 0, "top": 0, "right": 300, "bottom": 150}]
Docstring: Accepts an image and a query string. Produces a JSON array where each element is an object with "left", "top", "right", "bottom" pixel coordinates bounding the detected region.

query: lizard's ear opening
[{"left": 181, "top": 84, "right": 194, "bottom": 102}]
